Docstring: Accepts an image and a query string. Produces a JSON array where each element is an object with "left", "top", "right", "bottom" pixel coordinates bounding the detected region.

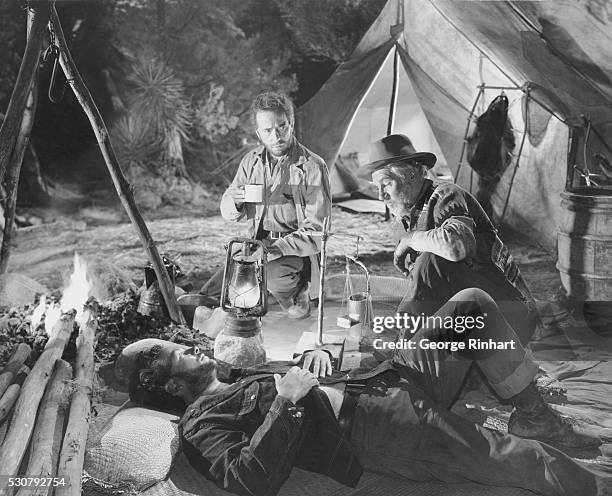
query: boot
[
  {"left": 272, "top": 284, "right": 311, "bottom": 320},
  {"left": 508, "top": 383, "right": 601, "bottom": 449},
  {"left": 287, "top": 283, "right": 311, "bottom": 320}
]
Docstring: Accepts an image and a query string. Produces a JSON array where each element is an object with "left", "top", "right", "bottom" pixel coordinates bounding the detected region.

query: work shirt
[
  {"left": 220, "top": 138, "right": 332, "bottom": 258},
  {"left": 394, "top": 179, "right": 534, "bottom": 306},
  {"left": 179, "top": 360, "right": 400, "bottom": 496}
]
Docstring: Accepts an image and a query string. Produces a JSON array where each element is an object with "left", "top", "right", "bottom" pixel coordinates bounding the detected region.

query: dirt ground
[{"left": 6, "top": 198, "right": 562, "bottom": 304}]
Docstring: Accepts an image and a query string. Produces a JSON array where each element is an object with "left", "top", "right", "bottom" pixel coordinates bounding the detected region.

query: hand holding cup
[{"left": 228, "top": 185, "right": 246, "bottom": 209}]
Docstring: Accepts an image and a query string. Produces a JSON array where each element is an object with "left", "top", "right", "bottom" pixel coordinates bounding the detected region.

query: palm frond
[{"left": 128, "top": 58, "right": 193, "bottom": 142}]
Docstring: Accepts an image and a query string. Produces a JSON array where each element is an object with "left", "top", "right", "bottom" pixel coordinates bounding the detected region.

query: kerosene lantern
[{"left": 214, "top": 238, "right": 267, "bottom": 367}]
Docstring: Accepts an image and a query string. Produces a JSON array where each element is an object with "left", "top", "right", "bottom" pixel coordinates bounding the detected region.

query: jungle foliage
[{"left": 0, "top": 0, "right": 384, "bottom": 206}]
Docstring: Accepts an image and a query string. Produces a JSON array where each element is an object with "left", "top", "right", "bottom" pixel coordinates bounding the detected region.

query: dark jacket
[
  {"left": 179, "top": 360, "right": 399, "bottom": 496},
  {"left": 394, "top": 179, "right": 534, "bottom": 306}
]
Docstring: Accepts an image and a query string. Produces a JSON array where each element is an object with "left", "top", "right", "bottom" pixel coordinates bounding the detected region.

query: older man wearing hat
[{"left": 356, "top": 134, "right": 538, "bottom": 344}]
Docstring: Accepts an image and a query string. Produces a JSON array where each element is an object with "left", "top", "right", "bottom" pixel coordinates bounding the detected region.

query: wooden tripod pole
[
  {"left": 49, "top": 3, "right": 185, "bottom": 324},
  {"left": 0, "top": 7, "right": 41, "bottom": 274},
  {"left": 0, "top": 3, "right": 48, "bottom": 185}
]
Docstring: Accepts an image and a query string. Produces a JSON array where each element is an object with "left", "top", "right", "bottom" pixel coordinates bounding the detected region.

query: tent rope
[{"left": 500, "top": 85, "right": 530, "bottom": 223}]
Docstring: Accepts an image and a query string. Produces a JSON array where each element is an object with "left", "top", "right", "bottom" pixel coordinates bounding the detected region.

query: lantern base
[
  {"left": 293, "top": 332, "right": 346, "bottom": 370},
  {"left": 214, "top": 315, "right": 266, "bottom": 367}
]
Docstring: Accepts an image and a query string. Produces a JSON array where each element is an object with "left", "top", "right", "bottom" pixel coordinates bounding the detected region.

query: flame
[
  {"left": 31, "top": 294, "right": 46, "bottom": 330},
  {"left": 44, "top": 304, "right": 62, "bottom": 338},
  {"left": 60, "top": 252, "right": 92, "bottom": 325},
  {"left": 44, "top": 252, "right": 92, "bottom": 334}
]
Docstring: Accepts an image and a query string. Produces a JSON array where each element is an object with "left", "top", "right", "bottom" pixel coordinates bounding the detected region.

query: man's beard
[
  {"left": 179, "top": 360, "right": 217, "bottom": 397},
  {"left": 387, "top": 193, "right": 412, "bottom": 218},
  {"left": 266, "top": 140, "right": 291, "bottom": 158}
]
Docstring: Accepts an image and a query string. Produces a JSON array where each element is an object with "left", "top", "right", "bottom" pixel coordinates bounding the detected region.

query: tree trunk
[
  {"left": 17, "top": 360, "right": 72, "bottom": 496},
  {"left": 56, "top": 301, "right": 96, "bottom": 496},
  {"left": 49, "top": 5, "right": 186, "bottom": 325},
  {"left": 167, "top": 126, "right": 189, "bottom": 178},
  {"left": 0, "top": 310, "right": 75, "bottom": 489},
  {"left": 0, "top": 3, "right": 48, "bottom": 185}
]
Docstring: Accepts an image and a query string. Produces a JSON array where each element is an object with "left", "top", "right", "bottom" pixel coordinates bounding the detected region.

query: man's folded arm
[
  {"left": 402, "top": 184, "right": 477, "bottom": 262},
  {"left": 406, "top": 216, "right": 477, "bottom": 261},
  {"left": 192, "top": 395, "right": 305, "bottom": 496}
]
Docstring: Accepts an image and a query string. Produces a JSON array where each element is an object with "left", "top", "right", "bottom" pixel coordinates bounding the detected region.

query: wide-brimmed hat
[{"left": 356, "top": 134, "right": 437, "bottom": 180}]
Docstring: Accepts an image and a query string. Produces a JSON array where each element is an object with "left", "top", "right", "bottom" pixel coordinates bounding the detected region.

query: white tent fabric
[
  {"left": 298, "top": 0, "right": 612, "bottom": 250},
  {"left": 339, "top": 43, "right": 448, "bottom": 170}
]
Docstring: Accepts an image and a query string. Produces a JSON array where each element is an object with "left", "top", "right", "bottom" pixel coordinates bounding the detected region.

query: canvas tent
[{"left": 298, "top": 0, "right": 612, "bottom": 251}]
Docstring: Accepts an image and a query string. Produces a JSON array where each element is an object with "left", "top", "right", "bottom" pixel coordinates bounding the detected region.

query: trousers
[
  {"left": 397, "top": 252, "right": 537, "bottom": 345},
  {"left": 351, "top": 288, "right": 606, "bottom": 496}
]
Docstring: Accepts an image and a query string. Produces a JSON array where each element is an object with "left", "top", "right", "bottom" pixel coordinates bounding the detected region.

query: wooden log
[
  {"left": 0, "top": 3, "right": 48, "bottom": 185},
  {"left": 0, "top": 384, "right": 20, "bottom": 425},
  {"left": 48, "top": 6, "right": 186, "bottom": 325},
  {"left": 56, "top": 300, "right": 97, "bottom": 496},
  {"left": 0, "top": 310, "right": 75, "bottom": 491},
  {"left": 0, "top": 343, "right": 31, "bottom": 397},
  {"left": 15, "top": 360, "right": 72, "bottom": 496},
  {"left": 0, "top": 368, "right": 29, "bottom": 430}
]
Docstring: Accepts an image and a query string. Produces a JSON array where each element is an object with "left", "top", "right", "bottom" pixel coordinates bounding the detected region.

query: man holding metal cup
[{"left": 202, "top": 91, "right": 332, "bottom": 319}]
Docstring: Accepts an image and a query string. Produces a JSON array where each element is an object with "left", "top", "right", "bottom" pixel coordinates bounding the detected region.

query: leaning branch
[
  {"left": 0, "top": 3, "right": 48, "bottom": 184},
  {"left": 0, "top": 47, "right": 40, "bottom": 273},
  {"left": 49, "top": 3, "right": 185, "bottom": 324}
]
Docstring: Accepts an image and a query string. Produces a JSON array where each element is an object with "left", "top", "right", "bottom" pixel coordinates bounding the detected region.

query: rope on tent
[{"left": 500, "top": 84, "right": 530, "bottom": 223}]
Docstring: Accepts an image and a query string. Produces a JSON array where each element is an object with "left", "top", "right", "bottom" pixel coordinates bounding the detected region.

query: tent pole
[
  {"left": 386, "top": 46, "right": 400, "bottom": 135},
  {"left": 49, "top": 3, "right": 186, "bottom": 325},
  {"left": 384, "top": 46, "right": 400, "bottom": 221}
]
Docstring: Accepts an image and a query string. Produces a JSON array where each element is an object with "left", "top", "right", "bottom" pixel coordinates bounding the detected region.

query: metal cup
[
  {"left": 348, "top": 292, "right": 368, "bottom": 322},
  {"left": 244, "top": 184, "right": 264, "bottom": 203}
]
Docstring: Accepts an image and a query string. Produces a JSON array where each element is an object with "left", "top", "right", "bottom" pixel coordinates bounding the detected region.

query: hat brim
[{"left": 356, "top": 152, "right": 437, "bottom": 180}]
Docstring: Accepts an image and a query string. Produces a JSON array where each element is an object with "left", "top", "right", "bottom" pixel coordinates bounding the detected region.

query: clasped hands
[{"left": 394, "top": 233, "right": 418, "bottom": 276}]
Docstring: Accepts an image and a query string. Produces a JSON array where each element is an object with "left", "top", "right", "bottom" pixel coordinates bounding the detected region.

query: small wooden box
[{"left": 336, "top": 314, "right": 358, "bottom": 329}]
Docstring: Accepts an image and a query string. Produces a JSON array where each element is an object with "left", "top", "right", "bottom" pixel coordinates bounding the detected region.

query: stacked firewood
[
  {"left": 0, "top": 300, "right": 98, "bottom": 496},
  {"left": 0, "top": 306, "right": 51, "bottom": 365}
]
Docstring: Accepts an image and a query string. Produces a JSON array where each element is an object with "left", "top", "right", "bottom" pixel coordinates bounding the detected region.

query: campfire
[
  {"left": 0, "top": 252, "right": 97, "bottom": 496},
  {"left": 0, "top": 252, "right": 216, "bottom": 495}
]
